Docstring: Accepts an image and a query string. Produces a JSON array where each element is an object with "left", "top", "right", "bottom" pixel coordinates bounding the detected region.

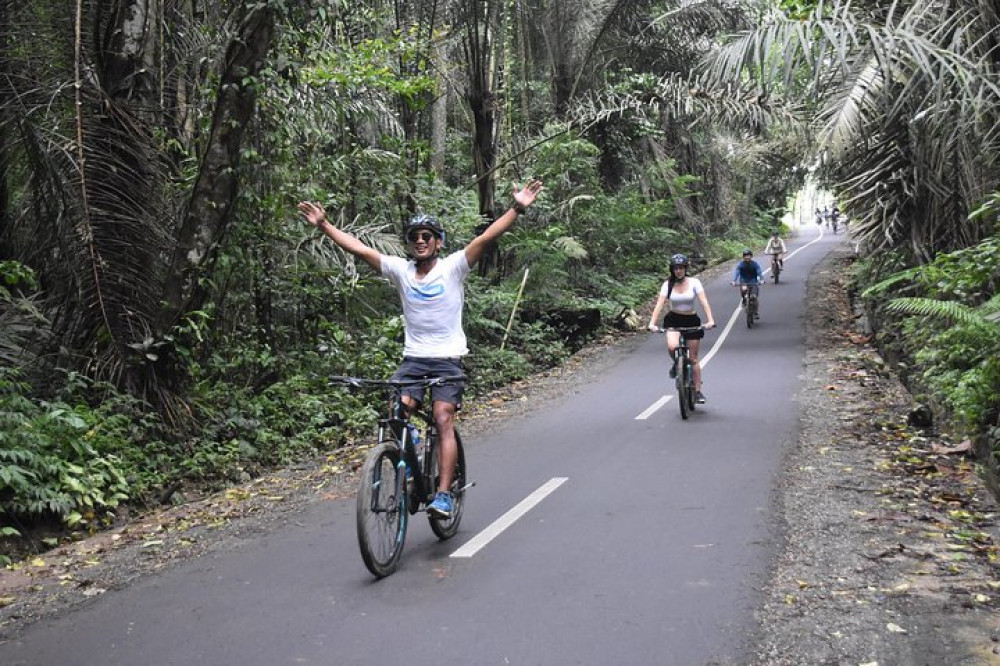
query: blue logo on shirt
[{"left": 408, "top": 283, "right": 445, "bottom": 300}]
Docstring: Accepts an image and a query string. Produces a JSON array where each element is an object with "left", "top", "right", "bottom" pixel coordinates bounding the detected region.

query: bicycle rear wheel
[
  {"left": 427, "top": 429, "right": 466, "bottom": 539},
  {"left": 356, "top": 442, "right": 407, "bottom": 577},
  {"left": 676, "top": 355, "right": 690, "bottom": 419}
]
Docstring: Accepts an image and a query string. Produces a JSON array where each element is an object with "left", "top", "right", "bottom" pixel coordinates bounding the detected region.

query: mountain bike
[
  {"left": 769, "top": 253, "right": 782, "bottom": 284},
  {"left": 737, "top": 283, "right": 761, "bottom": 328},
  {"left": 329, "top": 375, "right": 470, "bottom": 578},
  {"left": 669, "top": 326, "right": 705, "bottom": 419},
  {"left": 653, "top": 326, "right": 704, "bottom": 419}
]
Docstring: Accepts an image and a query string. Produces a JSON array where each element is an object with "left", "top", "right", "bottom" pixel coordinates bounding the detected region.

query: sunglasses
[{"left": 406, "top": 230, "right": 437, "bottom": 243}]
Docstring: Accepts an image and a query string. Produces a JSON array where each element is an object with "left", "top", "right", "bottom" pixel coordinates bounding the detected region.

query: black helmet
[
  {"left": 670, "top": 253, "right": 689, "bottom": 268},
  {"left": 403, "top": 214, "right": 445, "bottom": 241},
  {"left": 742, "top": 248, "right": 753, "bottom": 257}
]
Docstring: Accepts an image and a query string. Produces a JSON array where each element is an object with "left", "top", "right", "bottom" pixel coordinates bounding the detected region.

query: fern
[
  {"left": 552, "top": 236, "right": 589, "bottom": 260},
  {"left": 860, "top": 267, "right": 923, "bottom": 298},
  {"left": 883, "top": 297, "right": 995, "bottom": 328}
]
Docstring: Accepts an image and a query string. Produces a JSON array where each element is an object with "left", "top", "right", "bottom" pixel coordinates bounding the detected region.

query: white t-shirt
[
  {"left": 659, "top": 277, "right": 704, "bottom": 314},
  {"left": 381, "top": 252, "right": 472, "bottom": 357}
]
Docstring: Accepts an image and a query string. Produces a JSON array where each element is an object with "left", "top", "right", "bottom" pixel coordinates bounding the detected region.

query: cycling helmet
[
  {"left": 742, "top": 248, "right": 753, "bottom": 257},
  {"left": 670, "top": 253, "right": 689, "bottom": 268},
  {"left": 403, "top": 214, "right": 445, "bottom": 241}
]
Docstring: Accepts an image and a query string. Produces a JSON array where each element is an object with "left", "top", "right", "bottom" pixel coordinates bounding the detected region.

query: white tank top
[{"left": 659, "top": 277, "right": 703, "bottom": 314}]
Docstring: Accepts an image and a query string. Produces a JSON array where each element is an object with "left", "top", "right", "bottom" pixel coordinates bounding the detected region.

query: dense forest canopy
[{"left": 2, "top": 0, "right": 999, "bottom": 541}]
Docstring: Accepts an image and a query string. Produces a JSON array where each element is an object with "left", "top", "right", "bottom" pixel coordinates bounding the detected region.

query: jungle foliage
[
  {"left": 3, "top": 0, "right": 1000, "bottom": 552},
  {"left": 859, "top": 237, "right": 1000, "bottom": 464}
]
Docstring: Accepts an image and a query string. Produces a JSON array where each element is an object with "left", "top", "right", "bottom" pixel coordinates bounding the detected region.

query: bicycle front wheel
[
  {"left": 685, "top": 362, "right": 696, "bottom": 412},
  {"left": 427, "top": 429, "right": 466, "bottom": 540},
  {"left": 356, "top": 442, "right": 408, "bottom": 578},
  {"left": 746, "top": 296, "right": 756, "bottom": 328},
  {"left": 676, "top": 356, "right": 690, "bottom": 419},
  {"left": 772, "top": 262, "right": 780, "bottom": 284}
]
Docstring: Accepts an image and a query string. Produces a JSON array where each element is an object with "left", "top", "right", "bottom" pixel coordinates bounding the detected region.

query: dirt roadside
[
  {"left": 752, "top": 246, "right": 1000, "bottom": 665},
  {"left": 1, "top": 245, "right": 999, "bottom": 664}
]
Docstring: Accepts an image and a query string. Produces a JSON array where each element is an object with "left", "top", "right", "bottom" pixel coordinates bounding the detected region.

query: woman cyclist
[{"left": 647, "top": 254, "right": 716, "bottom": 403}]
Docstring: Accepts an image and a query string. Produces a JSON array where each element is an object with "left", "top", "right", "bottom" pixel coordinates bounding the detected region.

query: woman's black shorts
[{"left": 661, "top": 312, "right": 704, "bottom": 339}]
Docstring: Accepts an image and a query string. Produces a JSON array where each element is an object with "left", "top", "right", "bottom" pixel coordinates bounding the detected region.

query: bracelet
[{"left": 512, "top": 202, "right": 527, "bottom": 215}]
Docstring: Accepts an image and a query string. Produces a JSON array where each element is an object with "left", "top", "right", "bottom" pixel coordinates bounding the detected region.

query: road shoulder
[{"left": 752, "top": 245, "right": 1000, "bottom": 665}]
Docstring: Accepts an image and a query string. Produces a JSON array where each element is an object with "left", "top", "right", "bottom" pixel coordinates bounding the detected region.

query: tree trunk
[
  {"left": 158, "top": 2, "right": 276, "bottom": 332},
  {"left": 464, "top": 1, "right": 501, "bottom": 275},
  {"left": 0, "top": 0, "right": 9, "bottom": 251},
  {"left": 430, "top": 39, "right": 448, "bottom": 177}
]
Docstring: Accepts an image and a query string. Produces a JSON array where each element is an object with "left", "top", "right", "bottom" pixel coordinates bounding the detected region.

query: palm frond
[
  {"left": 702, "top": 0, "right": 1000, "bottom": 258},
  {"left": 884, "top": 296, "right": 995, "bottom": 328}
]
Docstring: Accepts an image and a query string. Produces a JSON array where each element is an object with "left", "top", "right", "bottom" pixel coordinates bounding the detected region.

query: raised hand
[
  {"left": 513, "top": 179, "right": 544, "bottom": 209},
  {"left": 297, "top": 201, "right": 327, "bottom": 228}
]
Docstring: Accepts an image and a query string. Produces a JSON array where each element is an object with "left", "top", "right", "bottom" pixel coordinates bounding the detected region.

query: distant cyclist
[
  {"left": 731, "top": 249, "right": 764, "bottom": 317},
  {"left": 647, "top": 253, "right": 716, "bottom": 404},
  {"left": 764, "top": 230, "right": 786, "bottom": 270}
]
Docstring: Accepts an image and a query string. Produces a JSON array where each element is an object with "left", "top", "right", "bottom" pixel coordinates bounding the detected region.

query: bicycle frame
[
  {"left": 376, "top": 395, "right": 432, "bottom": 513},
  {"left": 334, "top": 375, "right": 464, "bottom": 506}
]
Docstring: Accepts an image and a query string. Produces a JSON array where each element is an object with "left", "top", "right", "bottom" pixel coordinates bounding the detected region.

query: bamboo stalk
[{"left": 500, "top": 267, "right": 529, "bottom": 351}]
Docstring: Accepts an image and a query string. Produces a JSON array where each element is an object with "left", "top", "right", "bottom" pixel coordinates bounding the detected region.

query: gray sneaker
[{"left": 695, "top": 391, "right": 706, "bottom": 404}]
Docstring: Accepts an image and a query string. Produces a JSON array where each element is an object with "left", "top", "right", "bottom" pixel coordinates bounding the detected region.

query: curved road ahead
[{"left": 1, "top": 225, "right": 841, "bottom": 666}]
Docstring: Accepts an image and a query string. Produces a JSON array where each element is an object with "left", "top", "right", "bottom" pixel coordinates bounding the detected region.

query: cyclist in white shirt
[
  {"left": 298, "top": 180, "right": 543, "bottom": 518},
  {"left": 647, "top": 253, "right": 716, "bottom": 403},
  {"left": 764, "top": 230, "right": 786, "bottom": 269}
]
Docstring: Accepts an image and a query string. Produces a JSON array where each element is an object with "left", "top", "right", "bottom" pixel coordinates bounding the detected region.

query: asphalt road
[{"left": 0, "top": 225, "right": 841, "bottom": 666}]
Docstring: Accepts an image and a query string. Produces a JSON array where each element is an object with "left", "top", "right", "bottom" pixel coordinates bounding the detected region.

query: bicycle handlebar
[
  {"left": 649, "top": 325, "right": 709, "bottom": 333},
  {"left": 328, "top": 375, "right": 467, "bottom": 390}
]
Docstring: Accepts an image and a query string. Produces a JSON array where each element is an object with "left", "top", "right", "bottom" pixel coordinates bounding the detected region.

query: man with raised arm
[{"left": 298, "top": 180, "right": 544, "bottom": 518}]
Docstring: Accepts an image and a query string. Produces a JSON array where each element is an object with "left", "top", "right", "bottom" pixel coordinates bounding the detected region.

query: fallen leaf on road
[
  {"left": 886, "top": 623, "right": 908, "bottom": 634},
  {"left": 932, "top": 440, "right": 972, "bottom": 455}
]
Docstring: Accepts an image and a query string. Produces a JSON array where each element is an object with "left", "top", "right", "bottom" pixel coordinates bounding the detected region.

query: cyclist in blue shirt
[{"left": 731, "top": 248, "right": 763, "bottom": 317}]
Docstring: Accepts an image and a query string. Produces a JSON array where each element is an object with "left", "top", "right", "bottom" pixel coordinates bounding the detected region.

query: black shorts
[
  {"left": 390, "top": 357, "right": 465, "bottom": 408},
  {"left": 662, "top": 312, "right": 704, "bottom": 339}
]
